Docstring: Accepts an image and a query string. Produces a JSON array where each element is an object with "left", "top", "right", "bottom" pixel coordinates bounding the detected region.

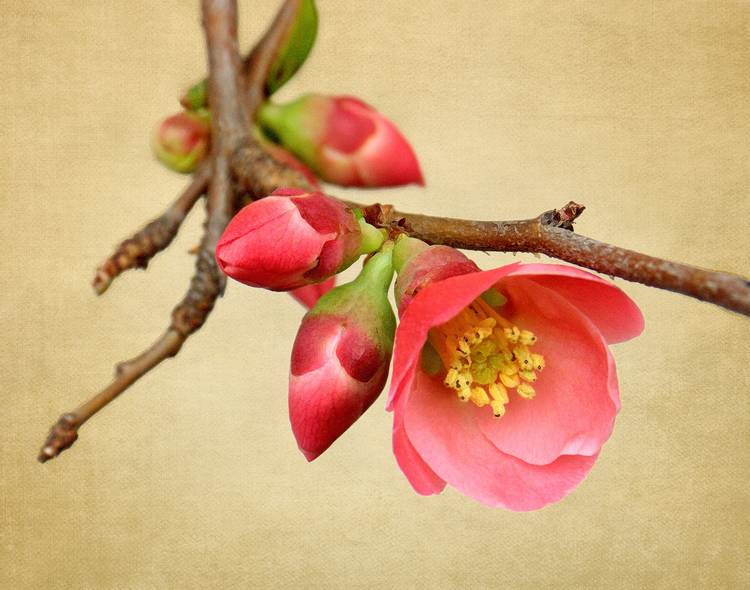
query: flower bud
[
  {"left": 289, "top": 245, "right": 396, "bottom": 460},
  {"left": 215, "top": 188, "right": 385, "bottom": 291},
  {"left": 180, "top": 79, "right": 208, "bottom": 111},
  {"left": 393, "top": 235, "right": 479, "bottom": 314},
  {"left": 289, "top": 277, "right": 335, "bottom": 309},
  {"left": 152, "top": 110, "right": 210, "bottom": 174},
  {"left": 258, "top": 94, "right": 424, "bottom": 188}
]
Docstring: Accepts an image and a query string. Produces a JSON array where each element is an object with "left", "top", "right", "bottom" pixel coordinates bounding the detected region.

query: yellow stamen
[
  {"left": 499, "top": 373, "right": 521, "bottom": 389},
  {"left": 519, "top": 370, "right": 537, "bottom": 383},
  {"left": 504, "top": 326, "right": 521, "bottom": 343},
  {"left": 488, "top": 382, "right": 508, "bottom": 404},
  {"left": 470, "top": 387, "right": 490, "bottom": 407},
  {"left": 519, "top": 330, "right": 537, "bottom": 345},
  {"left": 428, "top": 291, "right": 547, "bottom": 418},
  {"left": 517, "top": 383, "right": 536, "bottom": 399},
  {"left": 490, "top": 400, "right": 506, "bottom": 417}
]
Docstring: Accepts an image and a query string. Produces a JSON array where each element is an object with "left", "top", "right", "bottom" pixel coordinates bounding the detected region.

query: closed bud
[
  {"left": 259, "top": 94, "right": 424, "bottom": 188},
  {"left": 289, "top": 245, "right": 396, "bottom": 460},
  {"left": 152, "top": 110, "right": 210, "bottom": 173},
  {"left": 215, "top": 188, "right": 385, "bottom": 291},
  {"left": 392, "top": 235, "right": 480, "bottom": 314}
]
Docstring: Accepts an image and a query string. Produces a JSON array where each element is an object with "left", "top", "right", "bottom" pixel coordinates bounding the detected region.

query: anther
[
  {"left": 503, "top": 326, "right": 520, "bottom": 343},
  {"left": 519, "top": 330, "right": 537, "bottom": 345},
  {"left": 517, "top": 383, "right": 536, "bottom": 399},
  {"left": 490, "top": 400, "right": 506, "bottom": 418},
  {"left": 470, "top": 387, "right": 490, "bottom": 407},
  {"left": 444, "top": 368, "right": 459, "bottom": 388},
  {"left": 531, "top": 353, "right": 545, "bottom": 371},
  {"left": 519, "top": 370, "right": 537, "bottom": 383},
  {"left": 499, "top": 373, "right": 520, "bottom": 389},
  {"left": 488, "top": 382, "right": 508, "bottom": 404},
  {"left": 513, "top": 346, "right": 532, "bottom": 369}
]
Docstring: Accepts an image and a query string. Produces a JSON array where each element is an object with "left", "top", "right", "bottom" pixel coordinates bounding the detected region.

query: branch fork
[{"left": 38, "top": 0, "right": 749, "bottom": 464}]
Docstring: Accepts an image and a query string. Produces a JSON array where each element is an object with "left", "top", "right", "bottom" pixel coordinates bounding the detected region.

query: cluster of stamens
[{"left": 427, "top": 296, "right": 546, "bottom": 418}]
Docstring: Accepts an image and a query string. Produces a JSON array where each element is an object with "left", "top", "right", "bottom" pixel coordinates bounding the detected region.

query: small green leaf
[{"left": 265, "top": 0, "right": 318, "bottom": 95}]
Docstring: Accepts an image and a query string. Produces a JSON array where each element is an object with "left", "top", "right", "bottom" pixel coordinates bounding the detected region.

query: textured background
[{"left": 1, "top": 1, "right": 749, "bottom": 588}]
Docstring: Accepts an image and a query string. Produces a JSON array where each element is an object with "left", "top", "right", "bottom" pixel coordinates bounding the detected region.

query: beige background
[{"left": 2, "top": 1, "right": 749, "bottom": 588}]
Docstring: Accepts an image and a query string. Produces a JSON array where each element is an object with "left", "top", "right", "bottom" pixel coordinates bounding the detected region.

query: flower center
[{"left": 427, "top": 295, "right": 545, "bottom": 418}]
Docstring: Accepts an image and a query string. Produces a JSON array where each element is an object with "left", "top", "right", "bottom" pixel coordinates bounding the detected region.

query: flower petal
[
  {"left": 289, "top": 359, "right": 363, "bottom": 461},
  {"left": 217, "top": 203, "right": 330, "bottom": 290},
  {"left": 503, "top": 264, "right": 644, "bottom": 344},
  {"left": 403, "top": 369, "right": 598, "bottom": 511},
  {"left": 392, "top": 398, "right": 446, "bottom": 496},
  {"left": 387, "top": 263, "right": 521, "bottom": 410},
  {"left": 289, "top": 277, "right": 336, "bottom": 309},
  {"left": 475, "top": 278, "right": 617, "bottom": 465}
]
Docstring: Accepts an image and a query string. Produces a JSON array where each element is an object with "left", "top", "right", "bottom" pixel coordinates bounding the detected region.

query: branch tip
[{"left": 38, "top": 413, "right": 80, "bottom": 463}]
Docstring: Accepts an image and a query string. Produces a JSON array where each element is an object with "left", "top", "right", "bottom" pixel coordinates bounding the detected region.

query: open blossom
[
  {"left": 258, "top": 94, "right": 424, "bottom": 188},
  {"left": 215, "top": 188, "right": 384, "bottom": 291},
  {"left": 389, "top": 237, "right": 644, "bottom": 511},
  {"left": 152, "top": 110, "right": 210, "bottom": 173},
  {"left": 289, "top": 247, "right": 396, "bottom": 460}
]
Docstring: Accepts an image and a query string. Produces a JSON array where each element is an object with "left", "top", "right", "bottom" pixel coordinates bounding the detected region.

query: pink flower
[
  {"left": 389, "top": 242, "right": 644, "bottom": 510},
  {"left": 258, "top": 94, "right": 424, "bottom": 188},
  {"left": 289, "top": 247, "right": 396, "bottom": 460},
  {"left": 215, "top": 188, "right": 384, "bottom": 291},
  {"left": 152, "top": 110, "right": 210, "bottom": 173}
]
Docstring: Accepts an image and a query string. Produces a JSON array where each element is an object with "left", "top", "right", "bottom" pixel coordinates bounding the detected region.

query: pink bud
[
  {"left": 289, "top": 277, "right": 335, "bottom": 309},
  {"left": 392, "top": 236, "right": 480, "bottom": 314},
  {"left": 259, "top": 94, "right": 424, "bottom": 188},
  {"left": 289, "top": 316, "right": 387, "bottom": 460},
  {"left": 152, "top": 111, "right": 210, "bottom": 173},
  {"left": 215, "top": 188, "right": 384, "bottom": 291},
  {"left": 289, "top": 247, "right": 395, "bottom": 460}
]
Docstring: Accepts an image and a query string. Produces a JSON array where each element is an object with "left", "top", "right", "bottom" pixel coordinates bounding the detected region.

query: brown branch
[
  {"left": 39, "top": 0, "right": 250, "bottom": 463},
  {"left": 232, "top": 141, "right": 313, "bottom": 200},
  {"left": 92, "top": 0, "right": 303, "bottom": 294},
  {"left": 92, "top": 164, "right": 210, "bottom": 294},
  {"left": 237, "top": 132, "right": 749, "bottom": 317},
  {"left": 362, "top": 202, "right": 750, "bottom": 317}
]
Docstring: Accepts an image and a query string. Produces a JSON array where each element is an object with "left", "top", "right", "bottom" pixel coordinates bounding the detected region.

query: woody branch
[{"left": 38, "top": 0, "right": 749, "bottom": 464}]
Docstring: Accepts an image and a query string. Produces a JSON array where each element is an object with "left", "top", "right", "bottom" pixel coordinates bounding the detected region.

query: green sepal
[
  {"left": 310, "top": 244, "right": 396, "bottom": 353},
  {"left": 392, "top": 234, "right": 429, "bottom": 273},
  {"left": 257, "top": 96, "right": 322, "bottom": 166},
  {"left": 182, "top": 79, "right": 208, "bottom": 111}
]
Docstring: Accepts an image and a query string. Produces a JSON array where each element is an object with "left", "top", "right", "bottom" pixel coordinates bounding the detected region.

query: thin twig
[
  {"left": 361, "top": 202, "right": 750, "bottom": 317},
  {"left": 39, "top": 0, "right": 249, "bottom": 463},
  {"left": 91, "top": 0, "right": 304, "bottom": 294},
  {"left": 92, "top": 164, "right": 210, "bottom": 294}
]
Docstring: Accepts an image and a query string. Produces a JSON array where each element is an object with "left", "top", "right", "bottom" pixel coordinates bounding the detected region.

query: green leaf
[{"left": 265, "top": 0, "right": 318, "bottom": 95}]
